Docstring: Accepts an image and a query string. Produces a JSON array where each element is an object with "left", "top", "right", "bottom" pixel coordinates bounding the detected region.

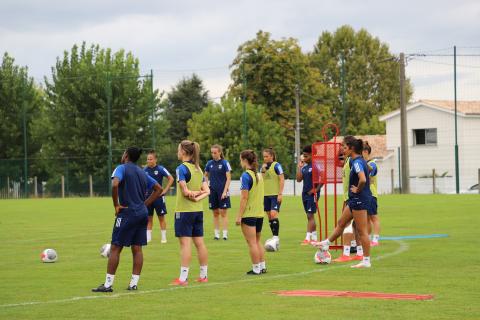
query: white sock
[
  {"left": 363, "top": 256, "right": 371, "bottom": 265},
  {"left": 199, "top": 265, "right": 208, "bottom": 279},
  {"left": 105, "top": 273, "right": 115, "bottom": 288},
  {"left": 146, "top": 230, "right": 152, "bottom": 242},
  {"left": 179, "top": 266, "right": 189, "bottom": 282},
  {"left": 311, "top": 231, "right": 318, "bottom": 241},
  {"left": 273, "top": 235, "right": 279, "bottom": 241},
  {"left": 129, "top": 274, "right": 140, "bottom": 287},
  {"left": 214, "top": 229, "right": 220, "bottom": 238},
  {"left": 343, "top": 246, "right": 351, "bottom": 256},
  {"left": 306, "top": 232, "right": 312, "bottom": 240},
  {"left": 321, "top": 238, "right": 331, "bottom": 245},
  {"left": 351, "top": 240, "right": 357, "bottom": 247},
  {"left": 373, "top": 234, "right": 380, "bottom": 242},
  {"left": 223, "top": 230, "right": 228, "bottom": 238},
  {"left": 161, "top": 229, "right": 167, "bottom": 241},
  {"left": 260, "top": 261, "right": 266, "bottom": 270},
  {"left": 253, "top": 263, "right": 261, "bottom": 274},
  {"left": 357, "top": 245, "right": 364, "bottom": 256}
]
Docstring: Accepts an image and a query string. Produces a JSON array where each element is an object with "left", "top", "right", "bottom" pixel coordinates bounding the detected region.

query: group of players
[{"left": 92, "top": 137, "right": 380, "bottom": 292}]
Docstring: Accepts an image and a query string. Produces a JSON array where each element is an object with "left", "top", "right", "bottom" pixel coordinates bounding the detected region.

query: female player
[
  {"left": 316, "top": 138, "right": 372, "bottom": 268},
  {"left": 296, "top": 145, "right": 319, "bottom": 244},
  {"left": 204, "top": 144, "right": 232, "bottom": 240},
  {"left": 363, "top": 141, "right": 381, "bottom": 246},
  {"left": 261, "top": 148, "right": 284, "bottom": 245},
  {"left": 171, "top": 140, "right": 210, "bottom": 286},
  {"left": 236, "top": 150, "right": 266, "bottom": 275},
  {"left": 144, "top": 150, "right": 174, "bottom": 243}
]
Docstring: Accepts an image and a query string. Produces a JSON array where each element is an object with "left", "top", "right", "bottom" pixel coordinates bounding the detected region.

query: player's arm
[
  {"left": 162, "top": 174, "right": 174, "bottom": 196},
  {"left": 111, "top": 177, "right": 126, "bottom": 215},
  {"left": 350, "top": 169, "right": 366, "bottom": 194},
  {"left": 222, "top": 171, "right": 231, "bottom": 199},
  {"left": 145, "top": 183, "right": 162, "bottom": 207},
  {"left": 276, "top": 163, "right": 285, "bottom": 203},
  {"left": 193, "top": 180, "right": 210, "bottom": 202},
  {"left": 296, "top": 161, "right": 304, "bottom": 182},
  {"left": 236, "top": 189, "right": 249, "bottom": 225},
  {"left": 178, "top": 180, "right": 196, "bottom": 200}
]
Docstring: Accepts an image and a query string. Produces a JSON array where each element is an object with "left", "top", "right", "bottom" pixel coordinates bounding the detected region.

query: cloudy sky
[{"left": 1, "top": 0, "right": 479, "bottom": 100}]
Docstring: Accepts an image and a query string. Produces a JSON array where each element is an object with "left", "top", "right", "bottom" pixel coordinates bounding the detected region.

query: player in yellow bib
[
  {"left": 236, "top": 150, "right": 267, "bottom": 275},
  {"left": 363, "top": 141, "right": 381, "bottom": 246},
  {"left": 171, "top": 140, "right": 210, "bottom": 286},
  {"left": 261, "top": 148, "right": 284, "bottom": 245}
]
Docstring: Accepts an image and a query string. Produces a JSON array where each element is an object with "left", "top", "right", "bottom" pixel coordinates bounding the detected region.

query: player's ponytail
[
  {"left": 240, "top": 150, "right": 259, "bottom": 184},
  {"left": 179, "top": 140, "right": 201, "bottom": 170},
  {"left": 363, "top": 141, "right": 372, "bottom": 155}
]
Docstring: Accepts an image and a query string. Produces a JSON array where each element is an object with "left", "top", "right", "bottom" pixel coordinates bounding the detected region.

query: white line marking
[{"left": 0, "top": 240, "right": 409, "bottom": 309}]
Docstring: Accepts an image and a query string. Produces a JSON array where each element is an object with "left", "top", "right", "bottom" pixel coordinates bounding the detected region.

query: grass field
[{"left": 1, "top": 195, "right": 479, "bottom": 320}]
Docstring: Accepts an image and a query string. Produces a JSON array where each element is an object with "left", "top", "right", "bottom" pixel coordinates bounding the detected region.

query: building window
[{"left": 413, "top": 128, "right": 437, "bottom": 146}]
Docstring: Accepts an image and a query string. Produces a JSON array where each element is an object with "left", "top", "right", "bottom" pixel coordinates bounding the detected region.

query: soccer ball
[
  {"left": 41, "top": 249, "right": 58, "bottom": 263},
  {"left": 264, "top": 238, "right": 279, "bottom": 252},
  {"left": 100, "top": 244, "right": 111, "bottom": 258},
  {"left": 314, "top": 250, "right": 331, "bottom": 264}
]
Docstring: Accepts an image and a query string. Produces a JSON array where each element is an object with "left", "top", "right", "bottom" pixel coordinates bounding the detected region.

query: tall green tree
[
  {"left": 0, "top": 52, "right": 43, "bottom": 180},
  {"left": 310, "top": 25, "right": 412, "bottom": 135},
  {"left": 188, "top": 98, "right": 291, "bottom": 178},
  {"left": 162, "top": 74, "right": 209, "bottom": 143},
  {"left": 229, "top": 31, "right": 334, "bottom": 145},
  {"left": 43, "top": 43, "right": 160, "bottom": 194}
]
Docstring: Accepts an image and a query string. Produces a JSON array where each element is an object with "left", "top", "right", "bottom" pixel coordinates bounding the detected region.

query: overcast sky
[{"left": 1, "top": 0, "right": 479, "bottom": 100}]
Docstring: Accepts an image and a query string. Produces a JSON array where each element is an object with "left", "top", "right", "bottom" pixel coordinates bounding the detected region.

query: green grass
[{"left": 0, "top": 195, "right": 479, "bottom": 319}]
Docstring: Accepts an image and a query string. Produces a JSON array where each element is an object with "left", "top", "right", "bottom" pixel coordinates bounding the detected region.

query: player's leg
[
  {"left": 241, "top": 218, "right": 261, "bottom": 275},
  {"left": 351, "top": 209, "right": 371, "bottom": 268},
  {"left": 316, "top": 205, "right": 353, "bottom": 251},
  {"left": 158, "top": 204, "right": 167, "bottom": 243},
  {"left": 210, "top": 190, "right": 221, "bottom": 240},
  {"left": 269, "top": 209, "right": 280, "bottom": 241},
  {"left": 172, "top": 212, "right": 193, "bottom": 285},
  {"left": 369, "top": 197, "right": 380, "bottom": 246},
  {"left": 146, "top": 206, "right": 154, "bottom": 243},
  {"left": 334, "top": 225, "right": 354, "bottom": 262},
  {"left": 192, "top": 212, "right": 208, "bottom": 282},
  {"left": 255, "top": 218, "right": 266, "bottom": 273},
  {"left": 219, "top": 208, "right": 228, "bottom": 240}
]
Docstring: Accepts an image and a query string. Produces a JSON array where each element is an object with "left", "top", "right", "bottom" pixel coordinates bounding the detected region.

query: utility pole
[
  {"left": 340, "top": 53, "right": 347, "bottom": 134},
  {"left": 294, "top": 85, "right": 301, "bottom": 165},
  {"left": 22, "top": 91, "right": 28, "bottom": 197},
  {"left": 150, "top": 69, "right": 156, "bottom": 151},
  {"left": 453, "top": 46, "right": 460, "bottom": 194},
  {"left": 399, "top": 53, "right": 410, "bottom": 194},
  {"left": 241, "top": 64, "right": 248, "bottom": 147},
  {"left": 105, "top": 73, "right": 113, "bottom": 195}
]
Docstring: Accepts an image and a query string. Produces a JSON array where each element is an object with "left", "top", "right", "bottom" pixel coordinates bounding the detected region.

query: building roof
[
  {"left": 380, "top": 100, "right": 480, "bottom": 121},
  {"left": 330, "top": 134, "right": 392, "bottom": 160}
]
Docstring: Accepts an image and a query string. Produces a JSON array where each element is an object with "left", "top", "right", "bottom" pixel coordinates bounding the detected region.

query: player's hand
[
  {"left": 114, "top": 205, "right": 127, "bottom": 215},
  {"left": 221, "top": 191, "right": 228, "bottom": 199},
  {"left": 235, "top": 216, "right": 242, "bottom": 226},
  {"left": 297, "top": 161, "right": 304, "bottom": 169},
  {"left": 350, "top": 185, "right": 359, "bottom": 194},
  {"left": 277, "top": 194, "right": 283, "bottom": 204}
]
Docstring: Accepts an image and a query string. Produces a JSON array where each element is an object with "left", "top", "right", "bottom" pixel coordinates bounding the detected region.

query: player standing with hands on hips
[{"left": 92, "top": 147, "right": 162, "bottom": 292}]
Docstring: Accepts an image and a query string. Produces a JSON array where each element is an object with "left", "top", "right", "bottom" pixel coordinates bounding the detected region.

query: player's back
[{"left": 118, "top": 163, "right": 149, "bottom": 216}]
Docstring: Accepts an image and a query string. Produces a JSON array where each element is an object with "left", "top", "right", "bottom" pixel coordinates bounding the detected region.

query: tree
[
  {"left": 187, "top": 98, "right": 291, "bottom": 178},
  {"left": 0, "top": 52, "right": 43, "bottom": 182},
  {"left": 43, "top": 43, "right": 160, "bottom": 194},
  {"left": 162, "top": 74, "right": 209, "bottom": 143},
  {"left": 229, "top": 31, "right": 334, "bottom": 145},
  {"left": 309, "top": 25, "right": 412, "bottom": 135}
]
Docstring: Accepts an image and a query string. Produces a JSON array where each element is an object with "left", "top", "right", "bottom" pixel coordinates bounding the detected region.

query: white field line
[{"left": 0, "top": 240, "right": 409, "bottom": 309}]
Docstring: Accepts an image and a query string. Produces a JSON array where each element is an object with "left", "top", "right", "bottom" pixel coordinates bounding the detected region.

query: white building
[{"left": 379, "top": 100, "right": 480, "bottom": 193}]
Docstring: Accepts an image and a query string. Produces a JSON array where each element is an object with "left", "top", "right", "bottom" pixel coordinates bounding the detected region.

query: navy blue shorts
[
  {"left": 368, "top": 197, "right": 378, "bottom": 215},
  {"left": 208, "top": 189, "right": 231, "bottom": 210},
  {"left": 264, "top": 195, "right": 281, "bottom": 212},
  {"left": 174, "top": 211, "right": 204, "bottom": 237},
  {"left": 111, "top": 211, "right": 148, "bottom": 247},
  {"left": 241, "top": 217, "right": 264, "bottom": 233},
  {"left": 302, "top": 194, "right": 317, "bottom": 215},
  {"left": 347, "top": 197, "right": 370, "bottom": 211},
  {"left": 147, "top": 196, "right": 167, "bottom": 216}
]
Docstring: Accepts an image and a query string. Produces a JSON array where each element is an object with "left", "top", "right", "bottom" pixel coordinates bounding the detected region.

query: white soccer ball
[
  {"left": 264, "top": 238, "right": 279, "bottom": 252},
  {"left": 41, "top": 249, "right": 58, "bottom": 263},
  {"left": 314, "top": 250, "right": 332, "bottom": 264},
  {"left": 100, "top": 244, "right": 111, "bottom": 258}
]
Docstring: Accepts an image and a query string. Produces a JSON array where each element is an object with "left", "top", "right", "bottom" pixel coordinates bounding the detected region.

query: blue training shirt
[
  {"left": 144, "top": 165, "right": 171, "bottom": 195},
  {"left": 112, "top": 162, "right": 157, "bottom": 216},
  {"left": 301, "top": 163, "right": 314, "bottom": 195},
  {"left": 240, "top": 171, "right": 253, "bottom": 191},
  {"left": 205, "top": 159, "right": 231, "bottom": 192},
  {"left": 348, "top": 156, "right": 372, "bottom": 200}
]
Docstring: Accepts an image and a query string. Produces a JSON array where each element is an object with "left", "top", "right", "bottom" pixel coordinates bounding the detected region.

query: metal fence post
[
  {"left": 390, "top": 169, "right": 394, "bottom": 194},
  {"left": 89, "top": 174, "right": 93, "bottom": 197},
  {"left": 432, "top": 169, "right": 436, "bottom": 194},
  {"left": 61, "top": 176, "right": 65, "bottom": 198},
  {"left": 34, "top": 176, "right": 38, "bottom": 197}
]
